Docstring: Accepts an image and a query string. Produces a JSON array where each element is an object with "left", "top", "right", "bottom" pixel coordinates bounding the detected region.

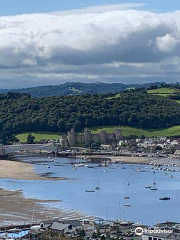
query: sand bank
[
  {"left": 76, "top": 155, "right": 149, "bottom": 164},
  {"left": 0, "top": 160, "right": 65, "bottom": 180},
  {"left": 110, "top": 156, "right": 149, "bottom": 164}
]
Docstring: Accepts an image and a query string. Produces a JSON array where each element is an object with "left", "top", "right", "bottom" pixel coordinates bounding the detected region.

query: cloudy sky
[{"left": 0, "top": 0, "right": 180, "bottom": 88}]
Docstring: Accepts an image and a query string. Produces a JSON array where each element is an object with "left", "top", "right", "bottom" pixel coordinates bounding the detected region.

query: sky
[{"left": 0, "top": 0, "right": 180, "bottom": 88}]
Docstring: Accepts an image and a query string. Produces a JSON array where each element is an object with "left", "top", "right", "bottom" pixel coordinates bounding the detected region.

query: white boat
[
  {"left": 124, "top": 204, "right": 131, "bottom": 207},
  {"left": 74, "top": 163, "right": 84, "bottom": 167}
]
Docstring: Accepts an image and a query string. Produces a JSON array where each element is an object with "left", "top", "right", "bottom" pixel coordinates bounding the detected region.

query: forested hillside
[
  {"left": 0, "top": 82, "right": 163, "bottom": 98},
  {"left": 1, "top": 90, "right": 180, "bottom": 143}
]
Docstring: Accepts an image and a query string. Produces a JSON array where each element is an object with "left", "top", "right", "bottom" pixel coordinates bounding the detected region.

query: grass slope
[
  {"left": 16, "top": 132, "right": 60, "bottom": 143},
  {"left": 147, "top": 87, "right": 180, "bottom": 97},
  {"left": 17, "top": 125, "right": 180, "bottom": 142},
  {"left": 91, "top": 125, "right": 180, "bottom": 137}
]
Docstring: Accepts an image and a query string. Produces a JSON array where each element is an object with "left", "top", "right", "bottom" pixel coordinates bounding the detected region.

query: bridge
[{"left": 2, "top": 143, "right": 58, "bottom": 155}]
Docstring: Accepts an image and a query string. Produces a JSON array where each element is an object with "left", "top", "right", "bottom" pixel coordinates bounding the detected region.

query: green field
[
  {"left": 90, "top": 125, "right": 180, "bottom": 137},
  {"left": 147, "top": 87, "right": 179, "bottom": 97},
  {"left": 106, "top": 93, "right": 121, "bottom": 100},
  {"left": 16, "top": 124, "right": 180, "bottom": 142},
  {"left": 16, "top": 132, "right": 61, "bottom": 143}
]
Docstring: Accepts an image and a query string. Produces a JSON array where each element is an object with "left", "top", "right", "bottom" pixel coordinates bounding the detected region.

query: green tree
[{"left": 27, "top": 134, "right": 35, "bottom": 144}]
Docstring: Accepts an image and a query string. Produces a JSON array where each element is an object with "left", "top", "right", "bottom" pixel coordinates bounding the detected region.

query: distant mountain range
[{"left": 0, "top": 82, "right": 163, "bottom": 98}]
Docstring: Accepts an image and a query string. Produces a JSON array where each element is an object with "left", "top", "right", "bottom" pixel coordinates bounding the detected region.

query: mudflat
[{"left": 0, "top": 188, "right": 85, "bottom": 225}]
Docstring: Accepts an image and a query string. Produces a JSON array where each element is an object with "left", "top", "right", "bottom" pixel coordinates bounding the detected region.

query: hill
[
  {"left": 91, "top": 125, "right": 180, "bottom": 137},
  {"left": 0, "top": 82, "right": 163, "bottom": 98},
  {"left": 147, "top": 87, "right": 180, "bottom": 104},
  {"left": 1, "top": 90, "right": 180, "bottom": 144}
]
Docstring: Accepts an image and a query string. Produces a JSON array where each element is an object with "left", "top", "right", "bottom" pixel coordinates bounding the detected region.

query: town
[
  {"left": 2, "top": 128, "right": 180, "bottom": 162},
  {"left": 1, "top": 218, "right": 180, "bottom": 240}
]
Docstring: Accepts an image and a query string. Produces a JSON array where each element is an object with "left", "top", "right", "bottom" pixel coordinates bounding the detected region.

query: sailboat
[
  {"left": 150, "top": 171, "right": 157, "bottom": 191},
  {"left": 95, "top": 179, "right": 100, "bottom": 190}
]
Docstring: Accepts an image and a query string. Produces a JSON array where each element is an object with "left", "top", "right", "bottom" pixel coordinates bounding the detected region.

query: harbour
[{"left": 0, "top": 156, "right": 180, "bottom": 226}]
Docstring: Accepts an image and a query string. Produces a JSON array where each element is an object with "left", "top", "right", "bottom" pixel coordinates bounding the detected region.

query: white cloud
[
  {"left": 0, "top": 6, "right": 180, "bottom": 87},
  {"left": 156, "top": 34, "right": 178, "bottom": 53}
]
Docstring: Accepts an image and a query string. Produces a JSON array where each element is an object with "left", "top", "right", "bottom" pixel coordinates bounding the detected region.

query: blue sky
[{"left": 0, "top": 0, "right": 180, "bottom": 16}]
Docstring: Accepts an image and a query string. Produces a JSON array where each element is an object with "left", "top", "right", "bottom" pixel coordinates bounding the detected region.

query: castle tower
[
  {"left": 60, "top": 136, "right": 69, "bottom": 147},
  {"left": 100, "top": 131, "right": 107, "bottom": 144},
  {"left": 67, "top": 128, "right": 76, "bottom": 147},
  {"left": 84, "top": 128, "right": 92, "bottom": 145},
  {"left": 115, "top": 129, "right": 122, "bottom": 141}
]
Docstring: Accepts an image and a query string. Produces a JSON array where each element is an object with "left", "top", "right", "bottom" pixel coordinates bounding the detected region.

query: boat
[
  {"left": 150, "top": 171, "right": 157, "bottom": 190},
  {"left": 124, "top": 204, "right": 131, "bottom": 207},
  {"left": 145, "top": 186, "right": 152, "bottom": 189},
  {"left": 85, "top": 190, "right": 95, "bottom": 193},
  {"left": 95, "top": 179, "right": 100, "bottom": 190},
  {"left": 74, "top": 163, "right": 84, "bottom": 167},
  {"left": 47, "top": 166, "right": 50, "bottom": 168},
  {"left": 124, "top": 196, "right": 130, "bottom": 199},
  {"left": 159, "top": 197, "right": 170, "bottom": 200},
  {"left": 169, "top": 175, "right": 173, "bottom": 178},
  {"left": 150, "top": 187, "right": 158, "bottom": 191}
]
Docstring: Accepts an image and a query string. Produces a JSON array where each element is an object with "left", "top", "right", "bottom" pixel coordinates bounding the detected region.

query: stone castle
[{"left": 60, "top": 128, "right": 122, "bottom": 147}]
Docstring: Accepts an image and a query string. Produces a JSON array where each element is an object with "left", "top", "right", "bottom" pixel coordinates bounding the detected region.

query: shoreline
[
  {"left": 0, "top": 188, "right": 92, "bottom": 226},
  {"left": 76, "top": 155, "right": 150, "bottom": 164},
  {"left": 0, "top": 159, "right": 93, "bottom": 225},
  {"left": 0, "top": 160, "right": 67, "bottom": 180}
]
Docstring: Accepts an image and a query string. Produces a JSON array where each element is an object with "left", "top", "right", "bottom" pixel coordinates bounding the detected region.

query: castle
[{"left": 60, "top": 128, "right": 122, "bottom": 147}]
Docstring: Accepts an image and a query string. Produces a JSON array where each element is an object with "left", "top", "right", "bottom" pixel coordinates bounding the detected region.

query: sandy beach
[
  {"left": 110, "top": 156, "right": 149, "bottom": 164},
  {"left": 0, "top": 160, "right": 91, "bottom": 225},
  {"left": 0, "top": 160, "right": 66, "bottom": 180}
]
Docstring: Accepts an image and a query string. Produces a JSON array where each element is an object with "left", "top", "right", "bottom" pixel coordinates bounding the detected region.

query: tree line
[{"left": 1, "top": 90, "right": 180, "bottom": 144}]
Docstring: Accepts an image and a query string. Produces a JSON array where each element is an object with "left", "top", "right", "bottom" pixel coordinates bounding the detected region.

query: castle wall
[
  {"left": 76, "top": 135, "right": 85, "bottom": 143},
  {"left": 64, "top": 128, "right": 122, "bottom": 147},
  {"left": 91, "top": 134, "right": 100, "bottom": 142}
]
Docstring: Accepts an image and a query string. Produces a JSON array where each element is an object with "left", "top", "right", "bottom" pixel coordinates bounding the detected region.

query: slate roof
[{"left": 49, "top": 222, "right": 70, "bottom": 232}]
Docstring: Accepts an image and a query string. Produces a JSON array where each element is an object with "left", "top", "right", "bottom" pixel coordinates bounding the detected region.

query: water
[{"left": 1, "top": 157, "right": 180, "bottom": 225}]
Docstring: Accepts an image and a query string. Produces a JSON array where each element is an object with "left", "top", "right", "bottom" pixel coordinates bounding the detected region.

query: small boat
[
  {"left": 150, "top": 187, "right": 157, "bottom": 191},
  {"left": 85, "top": 190, "right": 95, "bottom": 193},
  {"left": 127, "top": 182, "right": 130, "bottom": 185},
  {"left": 74, "top": 163, "right": 84, "bottom": 167},
  {"left": 95, "top": 179, "right": 100, "bottom": 190},
  {"left": 124, "top": 196, "right": 130, "bottom": 199},
  {"left": 169, "top": 175, "right": 173, "bottom": 178},
  {"left": 104, "top": 170, "right": 108, "bottom": 173},
  {"left": 150, "top": 172, "right": 157, "bottom": 190},
  {"left": 159, "top": 197, "right": 170, "bottom": 200},
  {"left": 47, "top": 166, "right": 50, "bottom": 168},
  {"left": 145, "top": 186, "right": 152, "bottom": 189},
  {"left": 124, "top": 203, "right": 131, "bottom": 207}
]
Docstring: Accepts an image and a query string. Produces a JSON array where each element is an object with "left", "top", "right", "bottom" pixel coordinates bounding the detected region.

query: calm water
[{"left": 1, "top": 157, "right": 180, "bottom": 225}]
